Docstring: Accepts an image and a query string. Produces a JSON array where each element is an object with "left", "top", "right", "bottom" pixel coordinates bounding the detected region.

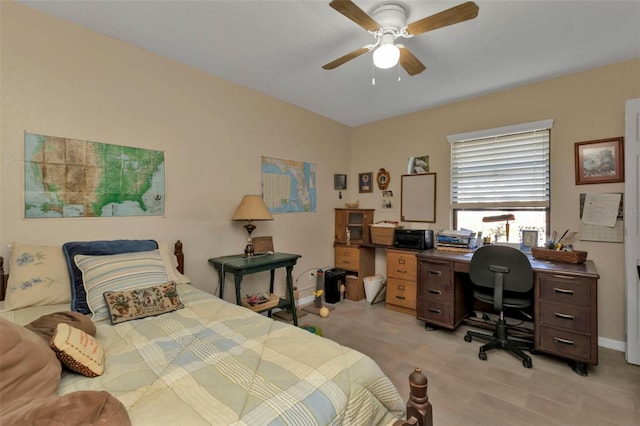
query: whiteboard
[{"left": 401, "top": 173, "right": 436, "bottom": 222}]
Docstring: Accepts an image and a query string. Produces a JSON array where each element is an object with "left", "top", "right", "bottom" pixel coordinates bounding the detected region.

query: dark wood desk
[
  {"left": 208, "top": 253, "right": 301, "bottom": 326},
  {"left": 417, "top": 248, "right": 599, "bottom": 375}
]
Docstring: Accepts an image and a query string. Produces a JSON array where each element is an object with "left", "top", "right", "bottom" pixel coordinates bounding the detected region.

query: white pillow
[
  {"left": 5, "top": 244, "right": 71, "bottom": 310},
  {"left": 157, "top": 242, "right": 190, "bottom": 284},
  {"left": 74, "top": 250, "right": 169, "bottom": 321}
]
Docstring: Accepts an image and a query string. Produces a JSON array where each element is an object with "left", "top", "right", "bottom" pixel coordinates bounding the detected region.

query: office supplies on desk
[{"left": 435, "top": 229, "right": 475, "bottom": 252}]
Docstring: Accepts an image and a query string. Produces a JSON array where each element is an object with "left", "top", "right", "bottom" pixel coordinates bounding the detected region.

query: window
[{"left": 448, "top": 120, "right": 552, "bottom": 245}]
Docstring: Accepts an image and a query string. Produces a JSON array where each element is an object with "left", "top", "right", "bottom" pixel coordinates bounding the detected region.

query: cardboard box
[{"left": 345, "top": 275, "right": 365, "bottom": 301}]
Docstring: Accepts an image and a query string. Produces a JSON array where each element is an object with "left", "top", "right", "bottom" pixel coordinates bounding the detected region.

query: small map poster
[
  {"left": 24, "top": 133, "right": 165, "bottom": 218},
  {"left": 261, "top": 156, "right": 316, "bottom": 213}
]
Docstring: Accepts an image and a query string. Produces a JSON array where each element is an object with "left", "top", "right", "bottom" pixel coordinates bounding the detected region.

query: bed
[{"left": 0, "top": 240, "right": 432, "bottom": 425}]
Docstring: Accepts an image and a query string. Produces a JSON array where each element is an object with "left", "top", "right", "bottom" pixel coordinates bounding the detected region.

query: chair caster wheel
[
  {"left": 464, "top": 334, "right": 472, "bottom": 342},
  {"left": 523, "top": 358, "right": 532, "bottom": 368},
  {"left": 479, "top": 351, "right": 487, "bottom": 361}
]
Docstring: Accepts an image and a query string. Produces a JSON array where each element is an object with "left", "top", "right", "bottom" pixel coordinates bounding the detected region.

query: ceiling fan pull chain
[
  {"left": 397, "top": 64, "right": 402, "bottom": 83},
  {"left": 371, "top": 62, "right": 376, "bottom": 86}
]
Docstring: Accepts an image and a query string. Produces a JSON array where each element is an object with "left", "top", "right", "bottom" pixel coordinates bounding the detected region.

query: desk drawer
[
  {"left": 335, "top": 247, "right": 360, "bottom": 271},
  {"left": 419, "top": 280, "right": 453, "bottom": 303},
  {"left": 386, "top": 278, "right": 416, "bottom": 310},
  {"left": 539, "top": 301, "right": 591, "bottom": 333},
  {"left": 387, "top": 250, "right": 417, "bottom": 281},
  {"left": 418, "top": 300, "right": 453, "bottom": 327},
  {"left": 419, "top": 261, "right": 451, "bottom": 289},
  {"left": 538, "top": 326, "right": 591, "bottom": 361},
  {"left": 538, "top": 273, "right": 592, "bottom": 306}
]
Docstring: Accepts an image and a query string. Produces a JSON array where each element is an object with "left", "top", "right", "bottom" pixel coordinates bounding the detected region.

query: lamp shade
[{"left": 232, "top": 195, "right": 273, "bottom": 221}]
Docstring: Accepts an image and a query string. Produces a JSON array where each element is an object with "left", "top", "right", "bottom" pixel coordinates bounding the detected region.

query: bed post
[
  {"left": 392, "top": 368, "right": 433, "bottom": 426},
  {"left": 405, "top": 368, "right": 433, "bottom": 426},
  {"left": 0, "top": 256, "right": 5, "bottom": 301},
  {"left": 174, "top": 241, "right": 184, "bottom": 274}
]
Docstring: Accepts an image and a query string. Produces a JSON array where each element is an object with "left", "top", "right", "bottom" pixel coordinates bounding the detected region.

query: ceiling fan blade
[
  {"left": 405, "top": 1, "right": 479, "bottom": 36},
  {"left": 399, "top": 47, "right": 426, "bottom": 76},
  {"left": 329, "top": 0, "right": 380, "bottom": 32},
  {"left": 322, "top": 47, "right": 370, "bottom": 70}
]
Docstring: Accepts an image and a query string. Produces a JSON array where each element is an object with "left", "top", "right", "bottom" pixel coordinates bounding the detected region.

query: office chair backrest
[{"left": 470, "top": 245, "right": 534, "bottom": 310}]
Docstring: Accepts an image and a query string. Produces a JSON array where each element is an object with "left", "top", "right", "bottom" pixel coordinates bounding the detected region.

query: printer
[{"left": 393, "top": 229, "right": 434, "bottom": 250}]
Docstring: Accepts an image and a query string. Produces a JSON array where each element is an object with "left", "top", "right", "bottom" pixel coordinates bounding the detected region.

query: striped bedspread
[{"left": 57, "top": 284, "right": 406, "bottom": 425}]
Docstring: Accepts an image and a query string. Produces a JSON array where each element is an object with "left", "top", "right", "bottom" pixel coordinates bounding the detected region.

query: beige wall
[
  {"left": 350, "top": 59, "right": 640, "bottom": 344},
  {"left": 2, "top": 1, "right": 639, "bottom": 345},
  {"left": 0, "top": 2, "right": 351, "bottom": 301}
]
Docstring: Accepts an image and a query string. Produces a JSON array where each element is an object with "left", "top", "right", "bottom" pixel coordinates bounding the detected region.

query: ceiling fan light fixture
[{"left": 373, "top": 40, "right": 400, "bottom": 69}]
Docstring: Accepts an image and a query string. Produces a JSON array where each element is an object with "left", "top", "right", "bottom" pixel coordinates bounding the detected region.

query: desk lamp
[
  {"left": 482, "top": 214, "right": 515, "bottom": 242},
  {"left": 232, "top": 195, "right": 273, "bottom": 256}
]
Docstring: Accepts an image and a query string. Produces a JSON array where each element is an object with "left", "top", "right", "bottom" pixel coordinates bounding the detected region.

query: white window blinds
[{"left": 449, "top": 121, "right": 552, "bottom": 209}]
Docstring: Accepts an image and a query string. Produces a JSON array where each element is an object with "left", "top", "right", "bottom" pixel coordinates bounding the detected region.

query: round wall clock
[{"left": 376, "top": 168, "right": 390, "bottom": 190}]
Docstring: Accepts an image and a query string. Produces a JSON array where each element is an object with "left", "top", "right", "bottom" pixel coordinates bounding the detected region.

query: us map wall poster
[{"left": 25, "top": 133, "right": 165, "bottom": 218}]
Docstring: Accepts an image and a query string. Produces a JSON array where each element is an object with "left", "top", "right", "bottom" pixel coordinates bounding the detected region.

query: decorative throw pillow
[
  {"left": 74, "top": 250, "right": 169, "bottom": 321},
  {"left": 157, "top": 242, "right": 190, "bottom": 284},
  {"left": 5, "top": 244, "right": 71, "bottom": 310},
  {"left": 50, "top": 323, "right": 104, "bottom": 377},
  {"left": 104, "top": 281, "right": 184, "bottom": 324},
  {"left": 26, "top": 311, "right": 96, "bottom": 342},
  {"left": 62, "top": 239, "right": 158, "bottom": 314}
]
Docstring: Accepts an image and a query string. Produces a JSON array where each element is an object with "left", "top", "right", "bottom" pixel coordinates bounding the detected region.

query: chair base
[{"left": 464, "top": 318, "right": 534, "bottom": 368}]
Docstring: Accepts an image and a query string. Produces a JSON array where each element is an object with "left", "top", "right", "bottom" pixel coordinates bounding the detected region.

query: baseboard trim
[{"left": 599, "top": 336, "right": 625, "bottom": 352}]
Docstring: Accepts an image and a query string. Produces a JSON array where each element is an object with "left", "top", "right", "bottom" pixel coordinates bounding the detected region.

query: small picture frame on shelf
[
  {"left": 358, "top": 172, "right": 373, "bottom": 193},
  {"left": 520, "top": 230, "right": 538, "bottom": 253}
]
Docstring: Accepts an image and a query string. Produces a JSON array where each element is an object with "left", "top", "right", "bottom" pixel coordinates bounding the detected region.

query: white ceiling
[{"left": 16, "top": 0, "right": 640, "bottom": 127}]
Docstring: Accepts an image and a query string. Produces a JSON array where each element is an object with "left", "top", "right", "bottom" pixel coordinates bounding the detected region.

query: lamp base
[{"left": 243, "top": 222, "right": 257, "bottom": 257}]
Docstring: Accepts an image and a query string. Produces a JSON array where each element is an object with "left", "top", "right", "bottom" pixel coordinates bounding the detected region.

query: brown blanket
[{"left": 0, "top": 315, "right": 130, "bottom": 425}]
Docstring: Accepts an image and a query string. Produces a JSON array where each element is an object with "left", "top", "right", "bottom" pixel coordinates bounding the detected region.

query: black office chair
[{"left": 464, "top": 245, "right": 535, "bottom": 368}]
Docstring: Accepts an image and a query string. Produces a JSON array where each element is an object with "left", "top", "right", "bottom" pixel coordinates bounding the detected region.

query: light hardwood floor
[{"left": 298, "top": 299, "right": 640, "bottom": 426}]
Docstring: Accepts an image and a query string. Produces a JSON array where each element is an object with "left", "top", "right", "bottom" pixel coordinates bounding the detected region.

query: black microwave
[{"left": 393, "top": 229, "right": 434, "bottom": 250}]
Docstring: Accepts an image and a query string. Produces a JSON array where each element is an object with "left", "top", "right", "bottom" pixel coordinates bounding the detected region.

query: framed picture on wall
[
  {"left": 574, "top": 137, "right": 624, "bottom": 184},
  {"left": 358, "top": 172, "right": 373, "bottom": 193}
]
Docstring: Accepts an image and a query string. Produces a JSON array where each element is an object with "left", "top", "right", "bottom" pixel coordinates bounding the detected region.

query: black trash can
[{"left": 324, "top": 268, "right": 345, "bottom": 304}]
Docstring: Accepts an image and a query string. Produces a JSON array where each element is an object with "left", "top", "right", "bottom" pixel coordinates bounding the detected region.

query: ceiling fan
[{"left": 322, "top": 0, "right": 479, "bottom": 76}]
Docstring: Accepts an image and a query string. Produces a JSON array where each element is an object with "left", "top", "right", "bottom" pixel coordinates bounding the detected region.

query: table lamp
[
  {"left": 482, "top": 214, "right": 516, "bottom": 242},
  {"left": 232, "top": 195, "right": 273, "bottom": 256}
]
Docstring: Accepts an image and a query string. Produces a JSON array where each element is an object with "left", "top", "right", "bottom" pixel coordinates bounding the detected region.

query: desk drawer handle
[
  {"left": 396, "top": 269, "right": 408, "bottom": 274},
  {"left": 553, "top": 287, "right": 575, "bottom": 296},
  {"left": 552, "top": 274, "right": 575, "bottom": 280},
  {"left": 428, "top": 308, "right": 441, "bottom": 314},
  {"left": 554, "top": 312, "right": 575, "bottom": 321},
  {"left": 428, "top": 289, "right": 442, "bottom": 295},
  {"left": 396, "top": 295, "right": 407, "bottom": 300},
  {"left": 553, "top": 337, "right": 576, "bottom": 346},
  {"left": 428, "top": 270, "right": 442, "bottom": 276},
  {"left": 342, "top": 260, "right": 352, "bottom": 264}
]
